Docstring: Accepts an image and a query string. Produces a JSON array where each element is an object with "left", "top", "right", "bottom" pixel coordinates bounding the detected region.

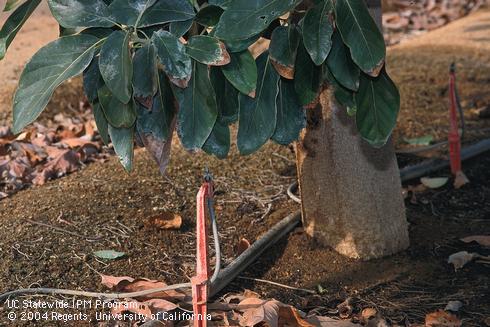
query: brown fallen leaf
[
  {"left": 99, "top": 274, "right": 187, "bottom": 301},
  {"left": 305, "top": 316, "right": 361, "bottom": 326},
  {"left": 278, "top": 306, "right": 313, "bottom": 327},
  {"left": 453, "top": 171, "right": 469, "bottom": 189},
  {"left": 59, "top": 137, "right": 100, "bottom": 149},
  {"left": 111, "top": 298, "right": 177, "bottom": 318},
  {"left": 147, "top": 212, "right": 182, "bottom": 230},
  {"left": 32, "top": 149, "right": 80, "bottom": 186},
  {"left": 100, "top": 274, "right": 135, "bottom": 289},
  {"left": 237, "top": 238, "right": 251, "bottom": 255},
  {"left": 425, "top": 310, "right": 461, "bottom": 327},
  {"left": 236, "top": 297, "right": 282, "bottom": 327},
  {"left": 447, "top": 251, "right": 477, "bottom": 271},
  {"left": 460, "top": 235, "right": 490, "bottom": 248},
  {"left": 337, "top": 297, "right": 353, "bottom": 319}
]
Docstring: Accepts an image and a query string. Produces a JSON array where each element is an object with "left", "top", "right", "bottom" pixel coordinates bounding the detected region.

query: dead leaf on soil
[
  {"left": 147, "top": 212, "right": 182, "bottom": 230},
  {"left": 453, "top": 171, "right": 469, "bottom": 189},
  {"left": 447, "top": 251, "right": 477, "bottom": 270},
  {"left": 111, "top": 298, "right": 177, "bottom": 318},
  {"left": 32, "top": 149, "right": 80, "bottom": 185},
  {"left": 425, "top": 310, "right": 461, "bottom": 327},
  {"left": 237, "top": 238, "right": 251, "bottom": 255},
  {"left": 305, "top": 316, "right": 361, "bottom": 326},
  {"left": 420, "top": 177, "right": 448, "bottom": 189},
  {"left": 460, "top": 235, "right": 490, "bottom": 248},
  {"left": 337, "top": 297, "right": 353, "bottom": 319},
  {"left": 444, "top": 301, "right": 463, "bottom": 312},
  {"left": 278, "top": 306, "right": 313, "bottom": 327},
  {"left": 236, "top": 297, "right": 283, "bottom": 327},
  {"left": 99, "top": 274, "right": 187, "bottom": 301}
]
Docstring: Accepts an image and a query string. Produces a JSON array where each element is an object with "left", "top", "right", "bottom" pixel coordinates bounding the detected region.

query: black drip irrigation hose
[{"left": 209, "top": 211, "right": 301, "bottom": 298}]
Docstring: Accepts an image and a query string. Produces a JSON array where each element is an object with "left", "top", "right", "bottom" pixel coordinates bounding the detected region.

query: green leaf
[
  {"left": 215, "top": 0, "right": 300, "bottom": 40},
  {"left": 136, "top": 71, "right": 174, "bottom": 142},
  {"left": 107, "top": 0, "right": 157, "bottom": 27},
  {"left": 333, "top": 84, "right": 357, "bottom": 116},
  {"left": 221, "top": 50, "right": 257, "bottom": 97},
  {"left": 176, "top": 61, "right": 218, "bottom": 150},
  {"left": 203, "top": 120, "right": 230, "bottom": 159},
  {"left": 224, "top": 34, "right": 260, "bottom": 53},
  {"left": 110, "top": 0, "right": 195, "bottom": 27},
  {"left": 81, "top": 27, "right": 114, "bottom": 39},
  {"left": 3, "top": 0, "right": 22, "bottom": 11},
  {"left": 355, "top": 70, "right": 400, "bottom": 147},
  {"left": 48, "top": 0, "right": 114, "bottom": 28},
  {"left": 98, "top": 84, "right": 136, "bottom": 128},
  {"left": 326, "top": 30, "right": 360, "bottom": 91},
  {"left": 403, "top": 135, "right": 433, "bottom": 146},
  {"left": 12, "top": 34, "right": 99, "bottom": 133},
  {"left": 210, "top": 67, "right": 238, "bottom": 124},
  {"left": 272, "top": 78, "right": 305, "bottom": 145},
  {"left": 302, "top": 0, "right": 333, "bottom": 66},
  {"left": 237, "top": 53, "right": 279, "bottom": 155},
  {"left": 269, "top": 25, "right": 300, "bottom": 79},
  {"left": 335, "top": 0, "right": 385, "bottom": 76},
  {"left": 152, "top": 30, "right": 192, "bottom": 88},
  {"left": 420, "top": 177, "right": 448, "bottom": 189},
  {"left": 196, "top": 5, "right": 223, "bottom": 27},
  {"left": 108, "top": 124, "right": 134, "bottom": 172},
  {"left": 83, "top": 58, "right": 102, "bottom": 103},
  {"left": 99, "top": 30, "right": 132, "bottom": 103},
  {"left": 93, "top": 250, "right": 126, "bottom": 260},
  {"left": 186, "top": 35, "right": 230, "bottom": 66},
  {"left": 169, "top": 19, "right": 193, "bottom": 37},
  {"left": 209, "top": 0, "right": 231, "bottom": 9},
  {"left": 294, "top": 42, "right": 321, "bottom": 106},
  {"left": 132, "top": 43, "right": 158, "bottom": 99},
  {"left": 93, "top": 102, "right": 110, "bottom": 144},
  {"left": 0, "top": 0, "right": 41, "bottom": 60}
]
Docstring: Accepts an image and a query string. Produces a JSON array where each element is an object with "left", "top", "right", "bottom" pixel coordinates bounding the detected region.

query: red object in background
[
  {"left": 449, "top": 64, "right": 462, "bottom": 175},
  {"left": 191, "top": 177, "right": 213, "bottom": 327}
]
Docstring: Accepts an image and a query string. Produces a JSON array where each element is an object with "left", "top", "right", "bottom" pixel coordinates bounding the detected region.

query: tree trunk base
[{"left": 296, "top": 87, "right": 409, "bottom": 260}]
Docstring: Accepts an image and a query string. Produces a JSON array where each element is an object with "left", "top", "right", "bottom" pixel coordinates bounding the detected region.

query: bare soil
[{"left": 0, "top": 6, "right": 489, "bottom": 327}]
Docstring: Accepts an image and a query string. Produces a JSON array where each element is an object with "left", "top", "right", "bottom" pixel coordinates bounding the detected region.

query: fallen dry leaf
[
  {"left": 306, "top": 316, "right": 361, "bottom": 326},
  {"left": 32, "top": 149, "right": 80, "bottom": 185},
  {"left": 111, "top": 298, "right": 177, "bottom": 318},
  {"left": 421, "top": 177, "right": 448, "bottom": 189},
  {"left": 361, "top": 307, "right": 378, "bottom": 323},
  {"left": 460, "top": 235, "right": 490, "bottom": 248},
  {"left": 447, "top": 251, "right": 477, "bottom": 270},
  {"left": 99, "top": 274, "right": 187, "bottom": 301},
  {"left": 278, "top": 306, "right": 313, "bottom": 327},
  {"left": 236, "top": 297, "right": 282, "bottom": 327},
  {"left": 453, "top": 171, "right": 469, "bottom": 189},
  {"left": 237, "top": 238, "right": 251, "bottom": 255},
  {"left": 147, "top": 212, "right": 182, "bottom": 230},
  {"left": 425, "top": 310, "right": 461, "bottom": 327},
  {"left": 444, "top": 301, "right": 463, "bottom": 312}
]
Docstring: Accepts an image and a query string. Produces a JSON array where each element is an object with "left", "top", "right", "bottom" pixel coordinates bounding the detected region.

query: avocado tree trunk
[{"left": 295, "top": 0, "right": 409, "bottom": 260}]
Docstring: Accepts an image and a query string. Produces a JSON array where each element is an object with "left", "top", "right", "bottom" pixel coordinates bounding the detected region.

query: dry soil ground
[{"left": 0, "top": 4, "right": 489, "bottom": 327}]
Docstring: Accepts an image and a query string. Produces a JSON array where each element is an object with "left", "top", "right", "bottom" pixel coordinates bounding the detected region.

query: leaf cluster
[{"left": 1, "top": 0, "right": 399, "bottom": 171}]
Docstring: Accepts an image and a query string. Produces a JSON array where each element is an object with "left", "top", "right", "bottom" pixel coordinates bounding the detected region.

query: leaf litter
[{"left": 0, "top": 107, "right": 110, "bottom": 199}]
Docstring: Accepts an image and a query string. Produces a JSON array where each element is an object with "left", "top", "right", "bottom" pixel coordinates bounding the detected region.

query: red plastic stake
[
  {"left": 449, "top": 64, "right": 461, "bottom": 175},
  {"left": 191, "top": 178, "right": 213, "bottom": 327}
]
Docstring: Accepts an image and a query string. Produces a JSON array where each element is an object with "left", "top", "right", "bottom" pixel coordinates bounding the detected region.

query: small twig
[
  {"left": 272, "top": 152, "right": 295, "bottom": 163},
  {"left": 0, "top": 283, "right": 192, "bottom": 302},
  {"left": 26, "top": 219, "right": 102, "bottom": 242},
  {"left": 237, "top": 276, "right": 316, "bottom": 294}
]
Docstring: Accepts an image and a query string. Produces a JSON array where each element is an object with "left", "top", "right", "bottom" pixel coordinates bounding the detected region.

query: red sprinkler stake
[
  {"left": 449, "top": 63, "right": 462, "bottom": 175},
  {"left": 191, "top": 174, "right": 213, "bottom": 327}
]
